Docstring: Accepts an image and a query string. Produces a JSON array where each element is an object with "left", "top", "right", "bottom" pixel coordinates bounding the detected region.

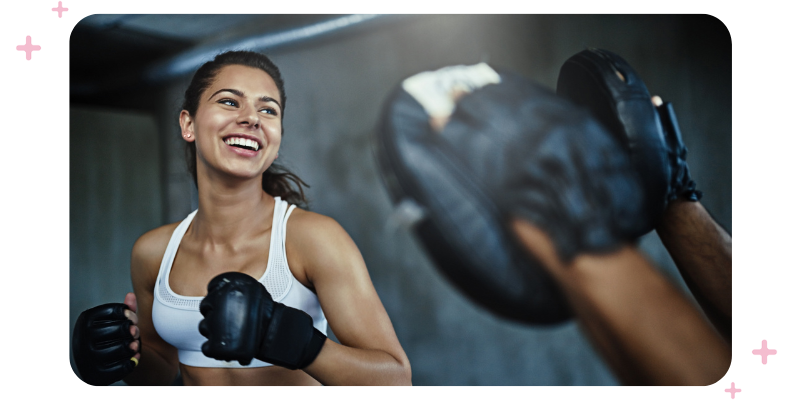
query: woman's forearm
[{"left": 303, "top": 339, "right": 412, "bottom": 386}]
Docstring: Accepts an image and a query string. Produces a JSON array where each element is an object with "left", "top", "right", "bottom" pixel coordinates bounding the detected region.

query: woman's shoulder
[
  {"left": 285, "top": 208, "right": 360, "bottom": 272},
  {"left": 286, "top": 208, "right": 353, "bottom": 253},
  {"left": 131, "top": 221, "right": 181, "bottom": 279},
  {"left": 286, "top": 207, "right": 345, "bottom": 238}
]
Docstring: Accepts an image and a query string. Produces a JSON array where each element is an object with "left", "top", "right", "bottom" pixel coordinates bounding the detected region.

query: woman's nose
[{"left": 238, "top": 105, "right": 260, "bottom": 128}]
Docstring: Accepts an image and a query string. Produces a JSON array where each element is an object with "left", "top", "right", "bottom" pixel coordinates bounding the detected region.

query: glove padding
[
  {"left": 557, "top": 48, "right": 701, "bottom": 235},
  {"left": 72, "top": 303, "right": 138, "bottom": 386},
  {"left": 199, "top": 272, "right": 326, "bottom": 369}
]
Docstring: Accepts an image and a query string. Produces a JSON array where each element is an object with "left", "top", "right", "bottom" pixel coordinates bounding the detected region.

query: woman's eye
[
  {"left": 219, "top": 99, "right": 237, "bottom": 107},
  {"left": 260, "top": 108, "right": 277, "bottom": 115}
]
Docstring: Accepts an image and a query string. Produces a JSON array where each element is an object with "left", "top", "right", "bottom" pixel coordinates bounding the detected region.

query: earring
[{"left": 185, "top": 133, "right": 192, "bottom": 139}]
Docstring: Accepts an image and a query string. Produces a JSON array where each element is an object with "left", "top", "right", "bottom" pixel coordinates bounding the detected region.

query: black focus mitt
[
  {"left": 557, "top": 48, "right": 701, "bottom": 235},
  {"left": 377, "top": 64, "right": 648, "bottom": 324}
]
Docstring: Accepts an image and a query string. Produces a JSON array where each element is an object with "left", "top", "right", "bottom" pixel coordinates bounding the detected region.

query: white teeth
[{"left": 225, "top": 137, "right": 259, "bottom": 151}]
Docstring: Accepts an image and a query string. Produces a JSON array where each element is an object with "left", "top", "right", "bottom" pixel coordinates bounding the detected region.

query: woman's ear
[{"left": 179, "top": 110, "right": 196, "bottom": 143}]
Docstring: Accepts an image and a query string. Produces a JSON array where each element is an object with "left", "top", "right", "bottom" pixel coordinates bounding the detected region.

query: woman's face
[{"left": 181, "top": 64, "right": 283, "bottom": 183}]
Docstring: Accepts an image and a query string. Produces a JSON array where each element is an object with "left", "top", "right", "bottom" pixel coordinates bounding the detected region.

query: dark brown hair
[{"left": 182, "top": 51, "right": 309, "bottom": 207}]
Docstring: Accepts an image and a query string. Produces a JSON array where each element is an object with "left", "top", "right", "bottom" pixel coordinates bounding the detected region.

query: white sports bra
[{"left": 152, "top": 197, "right": 328, "bottom": 368}]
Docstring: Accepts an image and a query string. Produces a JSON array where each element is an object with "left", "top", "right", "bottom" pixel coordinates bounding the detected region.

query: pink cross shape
[
  {"left": 52, "top": 1, "right": 68, "bottom": 18},
  {"left": 16, "top": 36, "right": 41, "bottom": 60},
  {"left": 752, "top": 339, "right": 777, "bottom": 364},
  {"left": 725, "top": 382, "right": 741, "bottom": 399}
]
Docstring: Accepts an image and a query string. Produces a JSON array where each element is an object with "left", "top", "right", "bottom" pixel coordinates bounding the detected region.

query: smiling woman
[
  {"left": 180, "top": 53, "right": 308, "bottom": 206},
  {"left": 71, "top": 51, "right": 412, "bottom": 386},
  {"left": 182, "top": 63, "right": 283, "bottom": 188}
]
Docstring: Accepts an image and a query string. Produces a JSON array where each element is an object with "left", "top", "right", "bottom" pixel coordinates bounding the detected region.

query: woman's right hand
[
  {"left": 72, "top": 293, "right": 141, "bottom": 385},
  {"left": 123, "top": 292, "right": 142, "bottom": 359}
]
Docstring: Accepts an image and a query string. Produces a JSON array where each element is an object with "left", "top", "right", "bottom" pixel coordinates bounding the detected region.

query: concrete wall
[
  {"left": 70, "top": 15, "right": 731, "bottom": 385},
  {"left": 69, "top": 108, "right": 163, "bottom": 378}
]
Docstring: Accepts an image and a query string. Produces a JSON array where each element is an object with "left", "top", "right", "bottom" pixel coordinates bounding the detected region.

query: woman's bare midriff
[{"left": 180, "top": 364, "right": 322, "bottom": 386}]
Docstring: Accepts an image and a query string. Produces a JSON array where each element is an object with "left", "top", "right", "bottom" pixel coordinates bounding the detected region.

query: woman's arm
[
  {"left": 288, "top": 211, "right": 412, "bottom": 386},
  {"left": 123, "top": 227, "right": 181, "bottom": 386}
]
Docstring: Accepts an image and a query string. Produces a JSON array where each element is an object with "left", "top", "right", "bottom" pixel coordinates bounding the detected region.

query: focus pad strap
[
  {"left": 257, "top": 303, "right": 326, "bottom": 370},
  {"left": 656, "top": 101, "right": 703, "bottom": 202},
  {"left": 72, "top": 303, "right": 136, "bottom": 386}
]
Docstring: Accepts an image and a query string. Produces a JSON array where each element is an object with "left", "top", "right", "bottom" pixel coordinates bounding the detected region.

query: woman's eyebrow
[
  {"left": 208, "top": 88, "right": 243, "bottom": 100},
  {"left": 258, "top": 96, "right": 282, "bottom": 111}
]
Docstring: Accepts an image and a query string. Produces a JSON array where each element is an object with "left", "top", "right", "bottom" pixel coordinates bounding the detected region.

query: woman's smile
[{"left": 222, "top": 134, "right": 263, "bottom": 157}]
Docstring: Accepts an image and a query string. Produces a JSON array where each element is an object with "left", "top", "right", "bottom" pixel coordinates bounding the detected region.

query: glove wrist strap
[
  {"left": 257, "top": 304, "right": 326, "bottom": 370},
  {"left": 297, "top": 328, "right": 327, "bottom": 370}
]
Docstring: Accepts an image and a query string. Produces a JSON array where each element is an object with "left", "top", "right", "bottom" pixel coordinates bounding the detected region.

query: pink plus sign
[
  {"left": 52, "top": 1, "right": 68, "bottom": 18},
  {"left": 752, "top": 339, "right": 777, "bottom": 364},
  {"left": 725, "top": 382, "right": 741, "bottom": 399},
  {"left": 16, "top": 36, "right": 41, "bottom": 61}
]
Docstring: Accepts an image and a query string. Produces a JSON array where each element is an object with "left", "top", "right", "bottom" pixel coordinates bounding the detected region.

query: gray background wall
[{"left": 70, "top": 14, "right": 731, "bottom": 385}]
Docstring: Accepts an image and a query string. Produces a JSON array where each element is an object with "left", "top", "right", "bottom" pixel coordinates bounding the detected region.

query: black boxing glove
[
  {"left": 198, "top": 272, "right": 326, "bottom": 369},
  {"left": 656, "top": 100, "right": 702, "bottom": 202},
  {"left": 72, "top": 303, "right": 139, "bottom": 385}
]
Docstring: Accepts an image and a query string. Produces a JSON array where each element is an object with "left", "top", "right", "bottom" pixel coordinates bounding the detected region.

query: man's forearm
[
  {"left": 563, "top": 248, "right": 730, "bottom": 385},
  {"left": 656, "top": 199, "right": 732, "bottom": 339},
  {"left": 512, "top": 219, "right": 731, "bottom": 385}
]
